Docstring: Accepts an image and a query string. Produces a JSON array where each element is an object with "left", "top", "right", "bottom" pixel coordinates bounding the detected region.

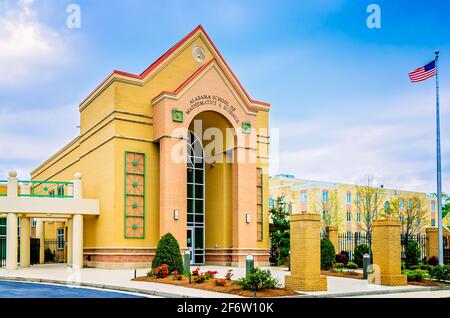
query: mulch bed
[
  {"left": 132, "top": 276, "right": 301, "bottom": 297},
  {"left": 408, "top": 279, "right": 450, "bottom": 287},
  {"left": 321, "top": 270, "right": 364, "bottom": 279}
]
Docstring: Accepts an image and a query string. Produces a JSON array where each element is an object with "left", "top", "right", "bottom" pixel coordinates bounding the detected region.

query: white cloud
[
  {"left": 0, "top": 0, "right": 64, "bottom": 84},
  {"left": 270, "top": 89, "right": 450, "bottom": 194}
]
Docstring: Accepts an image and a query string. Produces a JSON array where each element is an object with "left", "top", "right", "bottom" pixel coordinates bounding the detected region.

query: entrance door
[{"left": 187, "top": 131, "right": 205, "bottom": 265}]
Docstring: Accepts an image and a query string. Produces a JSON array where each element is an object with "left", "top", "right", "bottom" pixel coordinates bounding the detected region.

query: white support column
[
  {"left": 72, "top": 214, "right": 83, "bottom": 270},
  {"left": 6, "top": 171, "right": 18, "bottom": 270},
  {"left": 72, "top": 173, "right": 83, "bottom": 199},
  {"left": 67, "top": 218, "right": 73, "bottom": 266},
  {"left": 6, "top": 213, "right": 18, "bottom": 270},
  {"left": 36, "top": 219, "right": 44, "bottom": 264},
  {"left": 20, "top": 217, "right": 30, "bottom": 267}
]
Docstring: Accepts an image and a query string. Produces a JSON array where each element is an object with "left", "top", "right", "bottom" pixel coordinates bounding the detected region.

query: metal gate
[{"left": 30, "top": 238, "right": 40, "bottom": 265}]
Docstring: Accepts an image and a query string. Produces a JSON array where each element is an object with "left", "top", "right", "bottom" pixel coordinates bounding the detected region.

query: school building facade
[{"left": 0, "top": 25, "right": 271, "bottom": 269}]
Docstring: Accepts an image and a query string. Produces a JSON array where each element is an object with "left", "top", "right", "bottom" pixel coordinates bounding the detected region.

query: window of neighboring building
[
  {"left": 57, "top": 185, "right": 64, "bottom": 197},
  {"left": 356, "top": 212, "right": 361, "bottom": 223},
  {"left": 346, "top": 192, "right": 351, "bottom": 204},
  {"left": 408, "top": 199, "right": 413, "bottom": 209},
  {"left": 347, "top": 231, "right": 352, "bottom": 241},
  {"left": 384, "top": 201, "right": 390, "bottom": 214},
  {"left": 49, "top": 190, "right": 55, "bottom": 197},
  {"left": 400, "top": 199, "right": 404, "bottom": 209},
  {"left": 400, "top": 215, "right": 404, "bottom": 222},
  {"left": 322, "top": 191, "right": 329, "bottom": 203},
  {"left": 346, "top": 212, "right": 351, "bottom": 222},
  {"left": 431, "top": 219, "right": 436, "bottom": 227},
  {"left": 431, "top": 201, "right": 436, "bottom": 212},
  {"left": 57, "top": 228, "right": 64, "bottom": 250},
  {"left": 301, "top": 191, "right": 307, "bottom": 204},
  {"left": 31, "top": 218, "right": 36, "bottom": 228},
  {"left": 356, "top": 195, "right": 361, "bottom": 204},
  {"left": 269, "top": 197, "right": 274, "bottom": 209},
  {"left": 323, "top": 210, "right": 328, "bottom": 220}
]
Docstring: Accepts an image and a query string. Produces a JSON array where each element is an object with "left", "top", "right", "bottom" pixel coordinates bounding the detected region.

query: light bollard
[
  {"left": 184, "top": 250, "right": 191, "bottom": 274},
  {"left": 363, "top": 253, "right": 371, "bottom": 279},
  {"left": 246, "top": 254, "right": 254, "bottom": 278}
]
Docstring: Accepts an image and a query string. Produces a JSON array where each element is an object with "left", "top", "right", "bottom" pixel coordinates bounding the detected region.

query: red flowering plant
[
  {"left": 194, "top": 275, "right": 206, "bottom": 284},
  {"left": 203, "top": 270, "right": 218, "bottom": 279},
  {"left": 191, "top": 267, "right": 201, "bottom": 276},
  {"left": 149, "top": 263, "right": 169, "bottom": 278},
  {"left": 225, "top": 269, "right": 233, "bottom": 280},
  {"left": 172, "top": 269, "right": 183, "bottom": 281}
]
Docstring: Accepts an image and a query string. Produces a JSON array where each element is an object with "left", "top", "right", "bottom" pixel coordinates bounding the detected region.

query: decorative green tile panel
[
  {"left": 124, "top": 151, "right": 146, "bottom": 238},
  {"left": 172, "top": 108, "right": 184, "bottom": 123},
  {"left": 242, "top": 121, "right": 252, "bottom": 134}
]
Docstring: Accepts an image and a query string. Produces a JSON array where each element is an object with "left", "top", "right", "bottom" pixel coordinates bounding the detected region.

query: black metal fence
[
  {"left": 445, "top": 236, "right": 450, "bottom": 265},
  {"left": 0, "top": 237, "right": 5, "bottom": 267},
  {"left": 44, "top": 239, "right": 67, "bottom": 263},
  {"left": 400, "top": 234, "right": 427, "bottom": 261},
  {"left": 337, "top": 232, "right": 372, "bottom": 260}
]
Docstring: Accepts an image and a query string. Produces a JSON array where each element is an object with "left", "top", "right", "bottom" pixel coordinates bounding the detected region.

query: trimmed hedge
[
  {"left": 151, "top": 233, "right": 183, "bottom": 273},
  {"left": 353, "top": 244, "right": 370, "bottom": 267}
]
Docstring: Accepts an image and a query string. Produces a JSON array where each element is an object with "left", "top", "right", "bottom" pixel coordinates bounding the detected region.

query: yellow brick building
[
  {"left": 26, "top": 25, "right": 270, "bottom": 268},
  {"left": 269, "top": 174, "right": 437, "bottom": 234}
]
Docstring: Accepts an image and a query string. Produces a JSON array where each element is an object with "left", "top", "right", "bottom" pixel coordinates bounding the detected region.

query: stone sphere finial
[
  {"left": 8, "top": 171, "right": 17, "bottom": 178},
  {"left": 74, "top": 172, "right": 82, "bottom": 180}
]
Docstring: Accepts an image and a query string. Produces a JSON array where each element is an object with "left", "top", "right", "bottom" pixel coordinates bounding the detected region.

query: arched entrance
[
  {"left": 186, "top": 131, "right": 205, "bottom": 264},
  {"left": 187, "top": 111, "right": 234, "bottom": 265}
]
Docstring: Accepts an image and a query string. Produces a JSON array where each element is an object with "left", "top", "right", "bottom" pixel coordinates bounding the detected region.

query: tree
[
  {"left": 313, "top": 188, "right": 344, "bottom": 231},
  {"left": 353, "top": 176, "right": 386, "bottom": 234},
  {"left": 152, "top": 233, "right": 183, "bottom": 273},
  {"left": 269, "top": 195, "right": 290, "bottom": 266},
  {"left": 390, "top": 195, "right": 429, "bottom": 237},
  {"left": 429, "top": 192, "right": 450, "bottom": 218}
]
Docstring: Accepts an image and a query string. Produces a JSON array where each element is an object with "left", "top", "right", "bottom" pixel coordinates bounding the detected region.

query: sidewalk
[{"left": 0, "top": 264, "right": 448, "bottom": 298}]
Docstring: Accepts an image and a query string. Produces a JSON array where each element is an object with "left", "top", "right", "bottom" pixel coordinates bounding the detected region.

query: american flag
[{"left": 408, "top": 60, "right": 436, "bottom": 82}]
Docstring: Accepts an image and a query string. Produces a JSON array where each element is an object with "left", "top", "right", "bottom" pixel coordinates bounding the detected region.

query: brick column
[
  {"left": 285, "top": 213, "right": 327, "bottom": 291},
  {"left": 370, "top": 219, "right": 407, "bottom": 286},
  {"left": 326, "top": 226, "right": 339, "bottom": 253},
  {"left": 425, "top": 227, "right": 439, "bottom": 260},
  {"left": 159, "top": 137, "right": 187, "bottom": 247}
]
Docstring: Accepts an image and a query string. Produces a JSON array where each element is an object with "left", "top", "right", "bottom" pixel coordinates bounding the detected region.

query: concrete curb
[
  {"left": 289, "top": 286, "right": 450, "bottom": 298},
  {"left": 0, "top": 275, "right": 208, "bottom": 298}
]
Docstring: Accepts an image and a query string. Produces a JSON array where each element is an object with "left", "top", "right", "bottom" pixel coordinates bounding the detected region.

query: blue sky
[{"left": 1, "top": 0, "right": 449, "bottom": 193}]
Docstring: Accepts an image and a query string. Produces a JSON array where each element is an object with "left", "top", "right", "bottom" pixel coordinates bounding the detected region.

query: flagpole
[{"left": 435, "top": 50, "right": 444, "bottom": 265}]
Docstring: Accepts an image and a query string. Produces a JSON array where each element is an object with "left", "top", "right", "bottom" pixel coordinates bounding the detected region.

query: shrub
[
  {"left": 420, "top": 264, "right": 429, "bottom": 270},
  {"left": 172, "top": 269, "right": 183, "bottom": 280},
  {"left": 44, "top": 248, "right": 55, "bottom": 263},
  {"left": 405, "top": 269, "right": 425, "bottom": 282},
  {"left": 353, "top": 244, "right": 370, "bottom": 268},
  {"left": 405, "top": 241, "right": 421, "bottom": 269},
  {"left": 347, "top": 262, "right": 358, "bottom": 271},
  {"left": 236, "top": 268, "right": 279, "bottom": 291},
  {"left": 427, "top": 256, "right": 439, "bottom": 266},
  {"left": 225, "top": 269, "right": 233, "bottom": 280},
  {"left": 409, "top": 265, "right": 419, "bottom": 270},
  {"left": 429, "top": 265, "right": 450, "bottom": 281},
  {"left": 215, "top": 279, "right": 227, "bottom": 287},
  {"left": 335, "top": 252, "right": 349, "bottom": 266},
  {"left": 151, "top": 233, "right": 183, "bottom": 273},
  {"left": 334, "top": 263, "right": 345, "bottom": 270},
  {"left": 321, "top": 238, "right": 336, "bottom": 270}
]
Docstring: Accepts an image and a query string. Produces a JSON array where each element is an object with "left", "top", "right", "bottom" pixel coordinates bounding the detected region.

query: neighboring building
[
  {"left": 27, "top": 25, "right": 271, "bottom": 268},
  {"left": 269, "top": 175, "right": 437, "bottom": 234}
]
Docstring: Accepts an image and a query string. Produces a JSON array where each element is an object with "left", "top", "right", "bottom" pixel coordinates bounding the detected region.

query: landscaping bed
[
  {"left": 321, "top": 270, "right": 363, "bottom": 279},
  {"left": 132, "top": 275, "right": 301, "bottom": 297}
]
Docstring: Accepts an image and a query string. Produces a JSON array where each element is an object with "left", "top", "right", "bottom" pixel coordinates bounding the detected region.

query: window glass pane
[
  {"left": 195, "top": 185, "right": 203, "bottom": 199},
  {"left": 195, "top": 254, "right": 204, "bottom": 264},
  {"left": 195, "top": 214, "right": 204, "bottom": 223},
  {"left": 187, "top": 184, "right": 193, "bottom": 198},
  {"left": 187, "top": 214, "right": 193, "bottom": 223},
  {"left": 195, "top": 199, "right": 203, "bottom": 214},
  {"left": 187, "top": 199, "right": 194, "bottom": 214},
  {"left": 195, "top": 227, "right": 203, "bottom": 249},
  {"left": 187, "top": 169, "right": 194, "bottom": 183},
  {"left": 195, "top": 169, "right": 203, "bottom": 184}
]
